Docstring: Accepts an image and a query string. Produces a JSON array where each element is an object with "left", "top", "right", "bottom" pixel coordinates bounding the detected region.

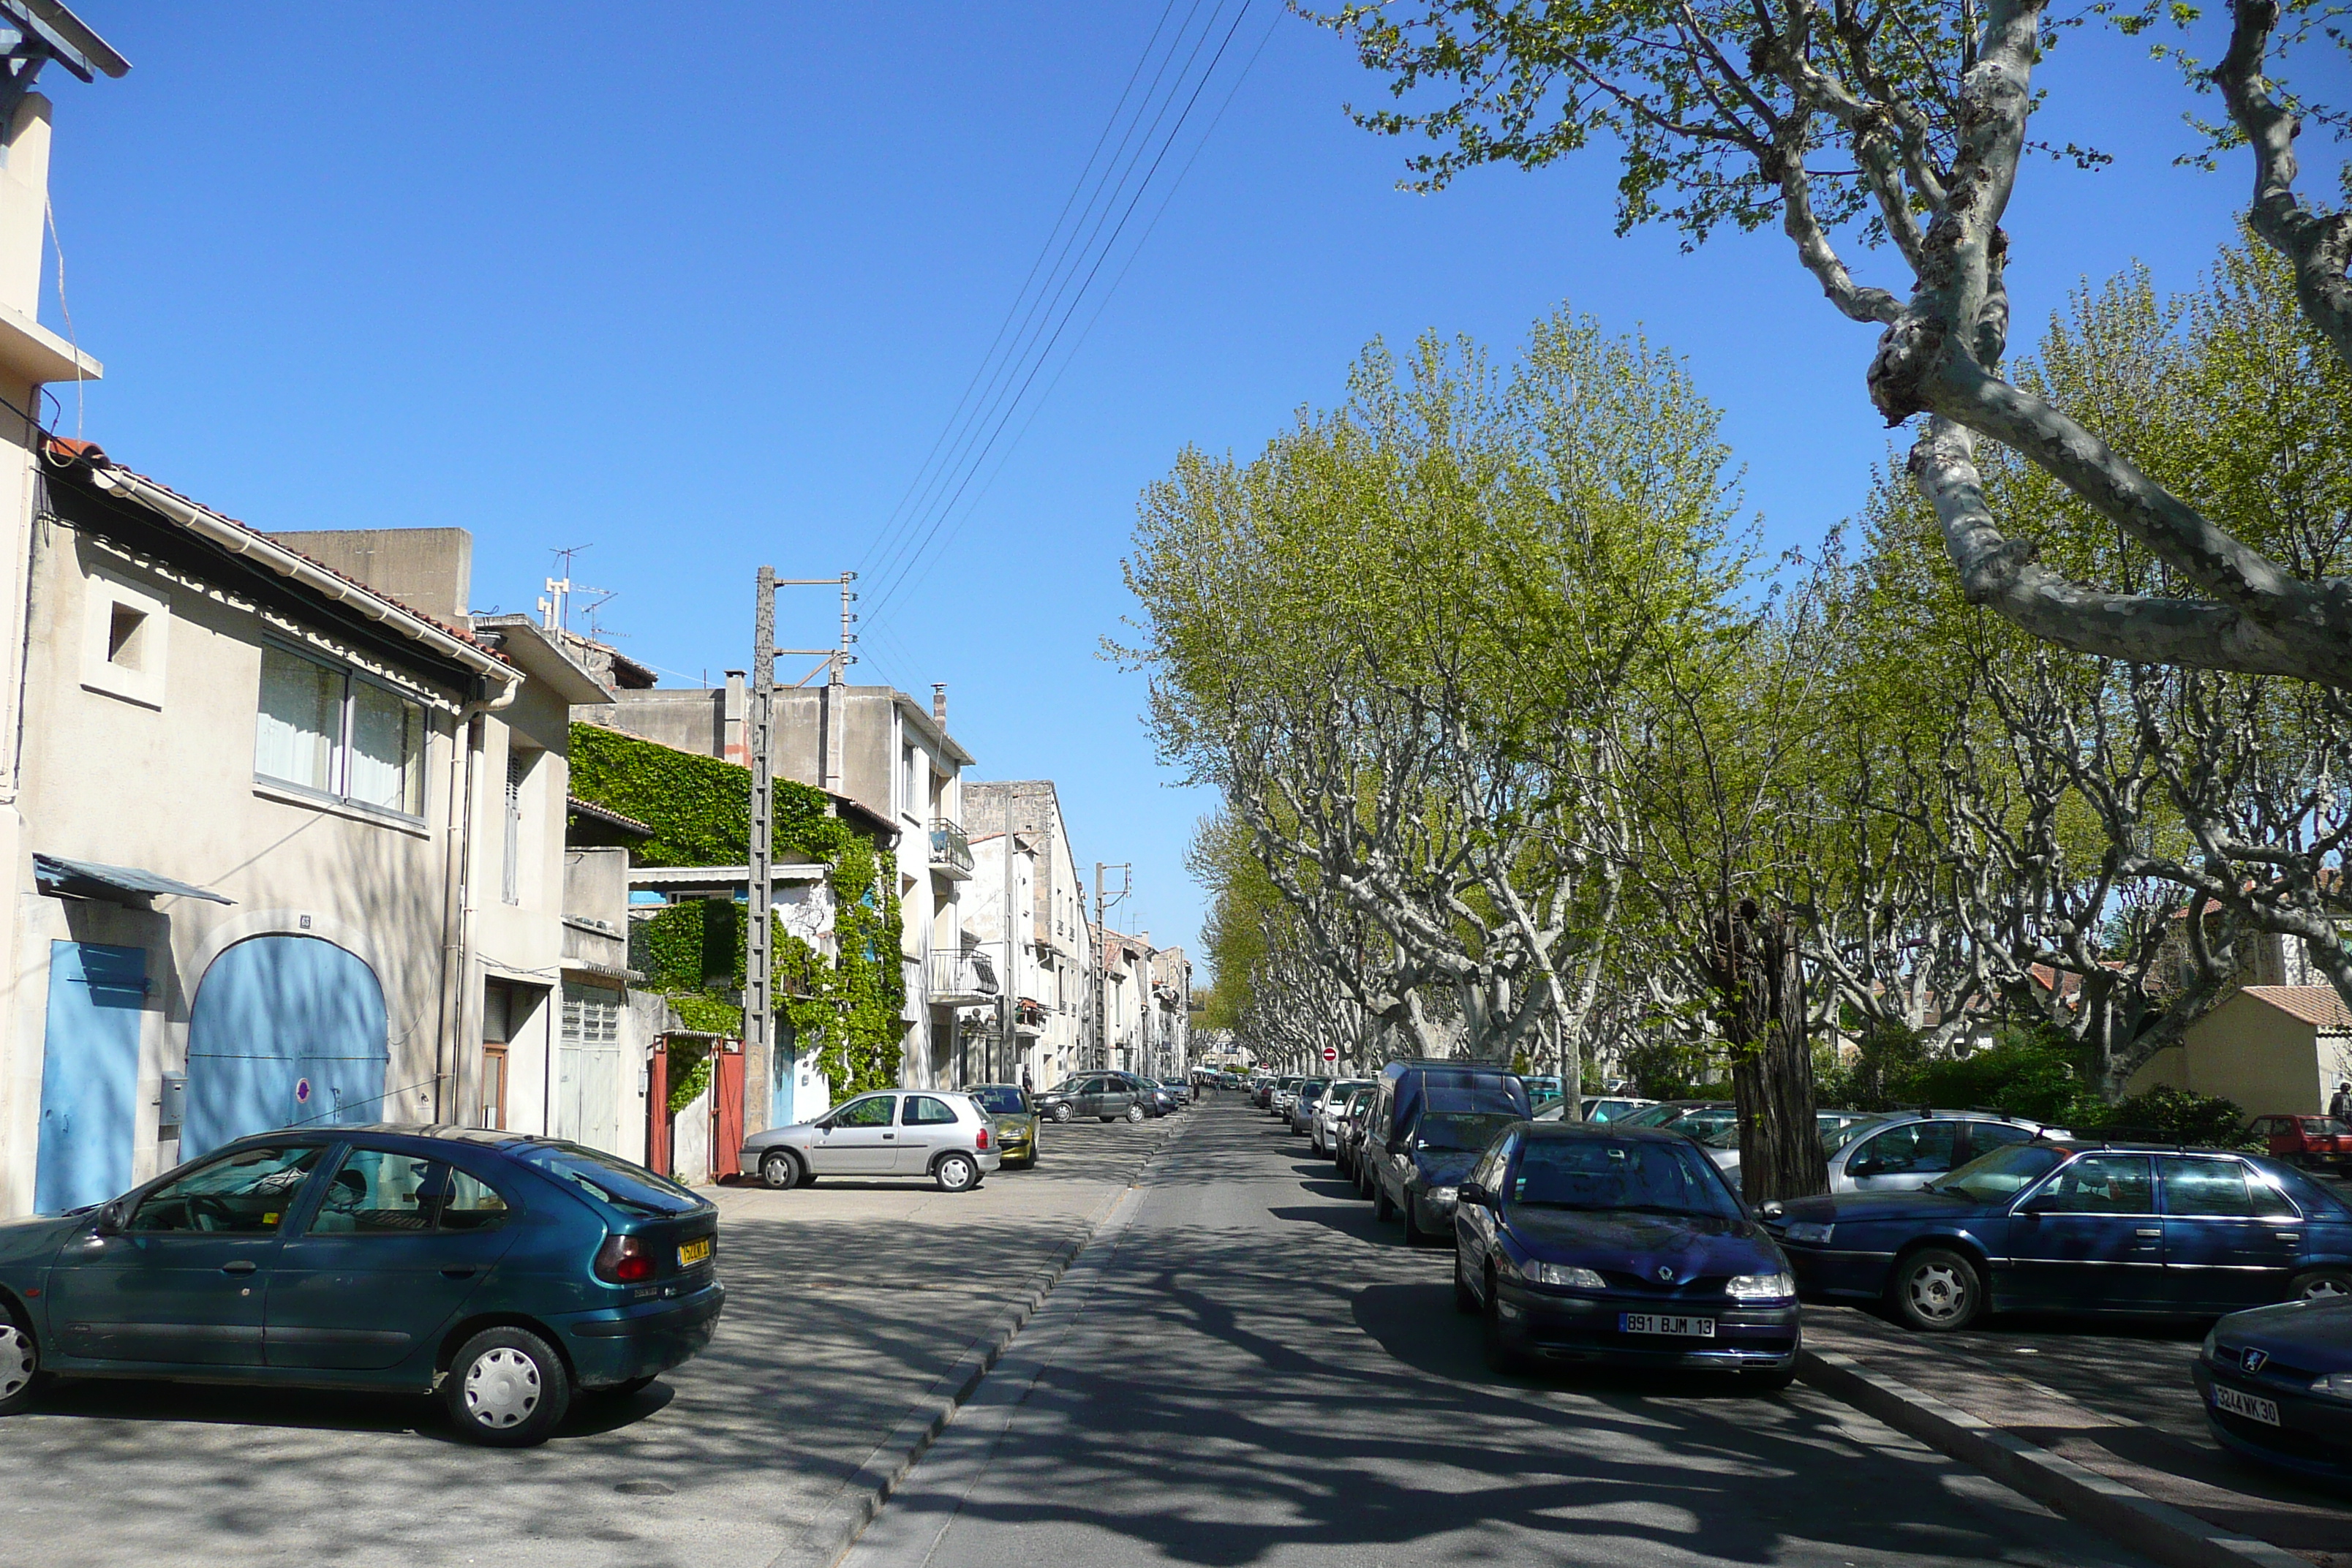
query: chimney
[{"left": 932, "top": 682, "right": 947, "bottom": 725}]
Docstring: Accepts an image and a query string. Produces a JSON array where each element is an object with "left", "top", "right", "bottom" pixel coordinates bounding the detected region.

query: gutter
[{"left": 79, "top": 460, "right": 520, "bottom": 697}]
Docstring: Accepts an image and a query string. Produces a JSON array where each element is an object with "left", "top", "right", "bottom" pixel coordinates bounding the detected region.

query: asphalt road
[{"left": 845, "top": 1098, "right": 2157, "bottom": 1568}]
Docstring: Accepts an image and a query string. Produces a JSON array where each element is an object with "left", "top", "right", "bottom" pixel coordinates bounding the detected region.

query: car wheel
[
  {"left": 1454, "top": 1254, "right": 1480, "bottom": 1316},
  {"left": 2291, "top": 1266, "right": 2352, "bottom": 1301},
  {"left": 1891, "top": 1246, "right": 1984, "bottom": 1332},
  {"left": 935, "top": 1153, "right": 980, "bottom": 1193},
  {"left": 445, "top": 1327, "right": 571, "bottom": 1447},
  {"left": 759, "top": 1150, "right": 803, "bottom": 1191},
  {"left": 1050, "top": 1104, "right": 1074, "bottom": 1123},
  {"left": 1374, "top": 1180, "right": 1395, "bottom": 1221},
  {"left": 1482, "top": 1269, "right": 1527, "bottom": 1373},
  {"left": 0, "top": 1321, "right": 44, "bottom": 1416},
  {"left": 1126, "top": 1104, "right": 1146, "bottom": 1124}
]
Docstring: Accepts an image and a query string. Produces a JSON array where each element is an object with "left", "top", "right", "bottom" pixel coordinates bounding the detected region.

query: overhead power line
[{"left": 856, "top": 0, "right": 1267, "bottom": 633}]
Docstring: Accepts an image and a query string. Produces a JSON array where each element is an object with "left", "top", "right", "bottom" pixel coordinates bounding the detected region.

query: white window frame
[
  {"left": 254, "top": 639, "right": 429, "bottom": 823},
  {"left": 80, "top": 568, "right": 170, "bottom": 709}
]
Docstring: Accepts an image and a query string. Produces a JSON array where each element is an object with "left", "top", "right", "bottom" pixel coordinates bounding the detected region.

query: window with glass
[
  {"left": 2036, "top": 1153, "right": 2155, "bottom": 1213},
  {"left": 903, "top": 1096, "right": 960, "bottom": 1126},
  {"left": 255, "top": 644, "right": 427, "bottom": 818},
  {"left": 830, "top": 1095, "right": 896, "bottom": 1128},
  {"left": 1850, "top": 1120, "right": 1961, "bottom": 1175},
  {"left": 305, "top": 1147, "right": 511, "bottom": 1235},
  {"left": 127, "top": 1145, "right": 328, "bottom": 1234}
]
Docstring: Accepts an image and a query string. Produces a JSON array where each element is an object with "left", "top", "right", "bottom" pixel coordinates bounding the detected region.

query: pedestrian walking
[
  {"left": 1022, "top": 1066, "right": 1034, "bottom": 1096},
  {"left": 2332, "top": 1080, "right": 2352, "bottom": 1123}
]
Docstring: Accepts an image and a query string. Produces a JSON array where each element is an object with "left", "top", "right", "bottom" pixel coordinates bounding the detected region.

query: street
[{"left": 845, "top": 1100, "right": 2153, "bottom": 1568}]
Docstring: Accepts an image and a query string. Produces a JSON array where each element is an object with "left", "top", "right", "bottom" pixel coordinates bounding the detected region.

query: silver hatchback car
[{"left": 742, "top": 1090, "right": 1003, "bottom": 1193}]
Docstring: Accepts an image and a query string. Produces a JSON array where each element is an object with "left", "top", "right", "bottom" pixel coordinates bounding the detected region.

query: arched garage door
[{"left": 184, "top": 935, "right": 389, "bottom": 1156}]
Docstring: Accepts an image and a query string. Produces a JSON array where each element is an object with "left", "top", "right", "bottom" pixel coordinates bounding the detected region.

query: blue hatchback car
[
  {"left": 1770, "top": 1139, "right": 2352, "bottom": 1331},
  {"left": 0, "top": 1125, "right": 724, "bottom": 1446},
  {"left": 1452, "top": 1123, "right": 1801, "bottom": 1385}
]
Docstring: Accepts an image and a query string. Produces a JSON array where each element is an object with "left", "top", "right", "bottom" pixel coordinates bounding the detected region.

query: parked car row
[{"left": 1033, "top": 1071, "right": 1188, "bottom": 1124}]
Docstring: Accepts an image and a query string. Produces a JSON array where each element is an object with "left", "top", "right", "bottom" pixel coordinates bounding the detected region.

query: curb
[
  {"left": 771, "top": 1113, "right": 1189, "bottom": 1568},
  {"left": 1798, "top": 1348, "right": 2307, "bottom": 1568}
]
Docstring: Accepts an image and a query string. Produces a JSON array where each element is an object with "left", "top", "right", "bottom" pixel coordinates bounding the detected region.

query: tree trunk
[{"left": 1700, "top": 900, "right": 1827, "bottom": 1203}]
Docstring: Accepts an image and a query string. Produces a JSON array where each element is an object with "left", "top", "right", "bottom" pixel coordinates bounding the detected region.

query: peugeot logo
[
  {"left": 2242, "top": 1347, "right": 2269, "bottom": 1375},
  {"left": 1656, "top": 1265, "right": 1675, "bottom": 1283}
]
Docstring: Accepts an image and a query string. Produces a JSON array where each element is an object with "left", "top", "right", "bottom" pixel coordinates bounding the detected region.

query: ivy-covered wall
[{"left": 570, "top": 722, "right": 906, "bottom": 1097}]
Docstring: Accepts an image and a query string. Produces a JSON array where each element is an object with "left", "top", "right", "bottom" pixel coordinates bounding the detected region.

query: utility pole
[
  {"left": 1093, "top": 861, "right": 1130, "bottom": 1071},
  {"left": 747, "top": 567, "right": 775, "bottom": 1112},
  {"left": 748, "top": 569, "right": 859, "bottom": 1128},
  {"left": 998, "top": 790, "right": 1017, "bottom": 1088}
]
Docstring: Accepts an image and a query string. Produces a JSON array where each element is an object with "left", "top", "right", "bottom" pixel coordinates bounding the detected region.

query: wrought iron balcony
[
  {"left": 929, "top": 818, "right": 973, "bottom": 879},
  {"left": 927, "top": 948, "right": 998, "bottom": 1002}
]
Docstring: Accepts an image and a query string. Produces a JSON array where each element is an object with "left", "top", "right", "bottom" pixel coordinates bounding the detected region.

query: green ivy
[{"left": 570, "top": 721, "right": 905, "bottom": 1100}]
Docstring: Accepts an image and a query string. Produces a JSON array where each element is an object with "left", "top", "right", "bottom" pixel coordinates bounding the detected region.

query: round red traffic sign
[{"left": 1321, "top": 1046, "right": 1338, "bottom": 1063}]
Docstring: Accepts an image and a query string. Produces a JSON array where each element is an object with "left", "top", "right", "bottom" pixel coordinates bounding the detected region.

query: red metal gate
[
  {"left": 646, "top": 1044, "right": 671, "bottom": 1177},
  {"left": 710, "top": 1042, "right": 744, "bottom": 1180}
]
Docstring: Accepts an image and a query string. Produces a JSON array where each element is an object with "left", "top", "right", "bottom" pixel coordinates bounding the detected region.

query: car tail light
[
  {"left": 595, "top": 1234, "right": 657, "bottom": 1284},
  {"left": 976, "top": 1127, "right": 990, "bottom": 1150}
]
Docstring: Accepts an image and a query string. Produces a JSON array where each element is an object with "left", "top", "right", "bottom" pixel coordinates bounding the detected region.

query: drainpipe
[{"left": 433, "top": 678, "right": 519, "bottom": 1124}]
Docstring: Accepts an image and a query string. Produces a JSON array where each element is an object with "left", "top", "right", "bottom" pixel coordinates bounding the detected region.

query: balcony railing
[
  {"left": 929, "top": 818, "right": 973, "bottom": 878},
  {"left": 927, "top": 949, "right": 998, "bottom": 1000}
]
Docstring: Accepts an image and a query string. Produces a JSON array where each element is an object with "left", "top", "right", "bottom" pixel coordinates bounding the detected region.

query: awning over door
[{"left": 34, "top": 853, "right": 233, "bottom": 905}]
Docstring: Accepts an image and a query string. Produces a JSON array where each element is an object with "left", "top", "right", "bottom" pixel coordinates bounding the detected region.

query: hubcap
[
  {"left": 2304, "top": 1275, "right": 2350, "bottom": 1300},
  {"left": 1907, "top": 1263, "right": 1968, "bottom": 1322},
  {"left": 765, "top": 1154, "right": 794, "bottom": 1186},
  {"left": 0, "top": 1326, "right": 34, "bottom": 1401},
  {"left": 463, "top": 1346, "right": 543, "bottom": 1428},
  {"left": 943, "top": 1158, "right": 973, "bottom": 1190}
]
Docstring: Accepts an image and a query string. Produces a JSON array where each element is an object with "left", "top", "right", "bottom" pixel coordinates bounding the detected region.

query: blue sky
[{"left": 42, "top": 4, "right": 2337, "bottom": 979}]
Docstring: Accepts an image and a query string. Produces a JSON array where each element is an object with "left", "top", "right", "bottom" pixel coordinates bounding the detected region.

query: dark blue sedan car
[
  {"left": 2195, "top": 1296, "right": 2352, "bottom": 1480},
  {"left": 1452, "top": 1123, "right": 1800, "bottom": 1386},
  {"left": 1770, "top": 1140, "right": 2352, "bottom": 1331},
  {"left": 0, "top": 1125, "right": 724, "bottom": 1446}
]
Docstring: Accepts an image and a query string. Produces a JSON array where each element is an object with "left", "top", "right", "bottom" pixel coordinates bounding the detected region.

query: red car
[{"left": 2248, "top": 1114, "right": 2352, "bottom": 1172}]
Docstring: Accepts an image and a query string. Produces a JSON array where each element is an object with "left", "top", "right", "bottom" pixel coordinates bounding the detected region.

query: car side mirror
[
  {"left": 92, "top": 1199, "right": 126, "bottom": 1237},
  {"left": 2018, "top": 1192, "right": 2057, "bottom": 1215},
  {"left": 1849, "top": 1158, "right": 1885, "bottom": 1177},
  {"left": 1459, "top": 1181, "right": 1492, "bottom": 1209},
  {"left": 1760, "top": 1200, "right": 1784, "bottom": 1221}
]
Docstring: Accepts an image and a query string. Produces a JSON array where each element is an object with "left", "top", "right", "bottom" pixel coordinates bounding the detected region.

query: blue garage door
[
  {"left": 185, "top": 935, "right": 389, "bottom": 1156},
  {"left": 34, "top": 942, "right": 147, "bottom": 1214}
]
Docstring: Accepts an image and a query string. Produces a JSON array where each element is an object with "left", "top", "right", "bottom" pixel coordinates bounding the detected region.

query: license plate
[
  {"left": 2212, "top": 1384, "right": 2280, "bottom": 1427},
  {"left": 677, "top": 1237, "right": 712, "bottom": 1268},
  {"left": 1621, "top": 1312, "right": 1716, "bottom": 1338}
]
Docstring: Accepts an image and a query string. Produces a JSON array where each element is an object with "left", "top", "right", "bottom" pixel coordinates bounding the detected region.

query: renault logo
[
  {"left": 2242, "top": 1347, "right": 2269, "bottom": 1375},
  {"left": 1656, "top": 1265, "right": 1674, "bottom": 1283}
]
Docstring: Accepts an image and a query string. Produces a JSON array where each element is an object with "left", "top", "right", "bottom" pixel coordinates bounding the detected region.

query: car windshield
[
  {"left": 1612, "top": 1103, "right": 1686, "bottom": 1129},
  {"left": 1417, "top": 1112, "right": 1519, "bottom": 1152},
  {"left": 1930, "top": 1142, "right": 2066, "bottom": 1202},
  {"left": 968, "top": 1087, "right": 1027, "bottom": 1116},
  {"left": 1510, "top": 1137, "right": 1741, "bottom": 1220},
  {"left": 516, "top": 1142, "right": 704, "bottom": 1215}
]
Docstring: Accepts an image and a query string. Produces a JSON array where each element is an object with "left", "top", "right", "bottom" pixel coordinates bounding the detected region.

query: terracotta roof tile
[
  {"left": 44, "top": 437, "right": 513, "bottom": 668},
  {"left": 2241, "top": 985, "right": 2352, "bottom": 1032}
]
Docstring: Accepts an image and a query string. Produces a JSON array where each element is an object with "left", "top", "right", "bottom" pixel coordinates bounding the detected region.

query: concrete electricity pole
[
  {"left": 747, "top": 569, "right": 859, "bottom": 1126},
  {"left": 1093, "top": 862, "right": 1130, "bottom": 1071},
  {"left": 998, "top": 791, "right": 1017, "bottom": 1087}
]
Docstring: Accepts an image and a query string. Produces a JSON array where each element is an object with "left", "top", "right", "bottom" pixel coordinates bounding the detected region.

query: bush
[
  {"left": 1905, "top": 1030, "right": 2084, "bottom": 1123},
  {"left": 2073, "top": 1085, "right": 2256, "bottom": 1149}
]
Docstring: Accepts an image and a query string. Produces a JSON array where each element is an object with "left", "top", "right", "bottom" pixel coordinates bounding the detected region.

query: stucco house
[
  {"left": 2126, "top": 984, "right": 2352, "bottom": 1118},
  {"left": 0, "top": 440, "right": 614, "bottom": 1218}
]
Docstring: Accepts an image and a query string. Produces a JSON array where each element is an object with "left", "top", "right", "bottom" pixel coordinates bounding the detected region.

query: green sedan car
[{"left": 966, "top": 1085, "right": 1039, "bottom": 1169}]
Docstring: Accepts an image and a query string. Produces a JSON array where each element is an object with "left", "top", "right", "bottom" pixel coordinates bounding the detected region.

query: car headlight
[
  {"left": 1782, "top": 1222, "right": 1833, "bottom": 1245},
  {"left": 2312, "top": 1373, "right": 2352, "bottom": 1402},
  {"left": 1534, "top": 1262, "right": 1606, "bottom": 1289},
  {"left": 1725, "top": 1272, "right": 1796, "bottom": 1301},
  {"left": 1428, "top": 1185, "right": 1459, "bottom": 1205},
  {"left": 2201, "top": 1324, "right": 2221, "bottom": 1362}
]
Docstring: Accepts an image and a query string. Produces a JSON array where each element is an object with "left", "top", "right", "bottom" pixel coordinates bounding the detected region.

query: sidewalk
[
  {"left": 0, "top": 1113, "right": 1191, "bottom": 1568},
  {"left": 1803, "top": 1305, "right": 2351, "bottom": 1568}
]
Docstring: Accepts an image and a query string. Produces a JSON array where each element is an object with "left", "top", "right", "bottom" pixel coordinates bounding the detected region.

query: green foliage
[
  {"left": 666, "top": 1038, "right": 713, "bottom": 1117},
  {"left": 1904, "top": 1031, "right": 2087, "bottom": 1125},
  {"left": 2078, "top": 1085, "right": 2258, "bottom": 1150},
  {"left": 570, "top": 722, "right": 905, "bottom": 1101}
]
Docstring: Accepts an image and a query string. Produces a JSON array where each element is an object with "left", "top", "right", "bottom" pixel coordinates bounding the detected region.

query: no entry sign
[{"left": 1321, "top": 1046, "right": 1338, "bottom": 1063}]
